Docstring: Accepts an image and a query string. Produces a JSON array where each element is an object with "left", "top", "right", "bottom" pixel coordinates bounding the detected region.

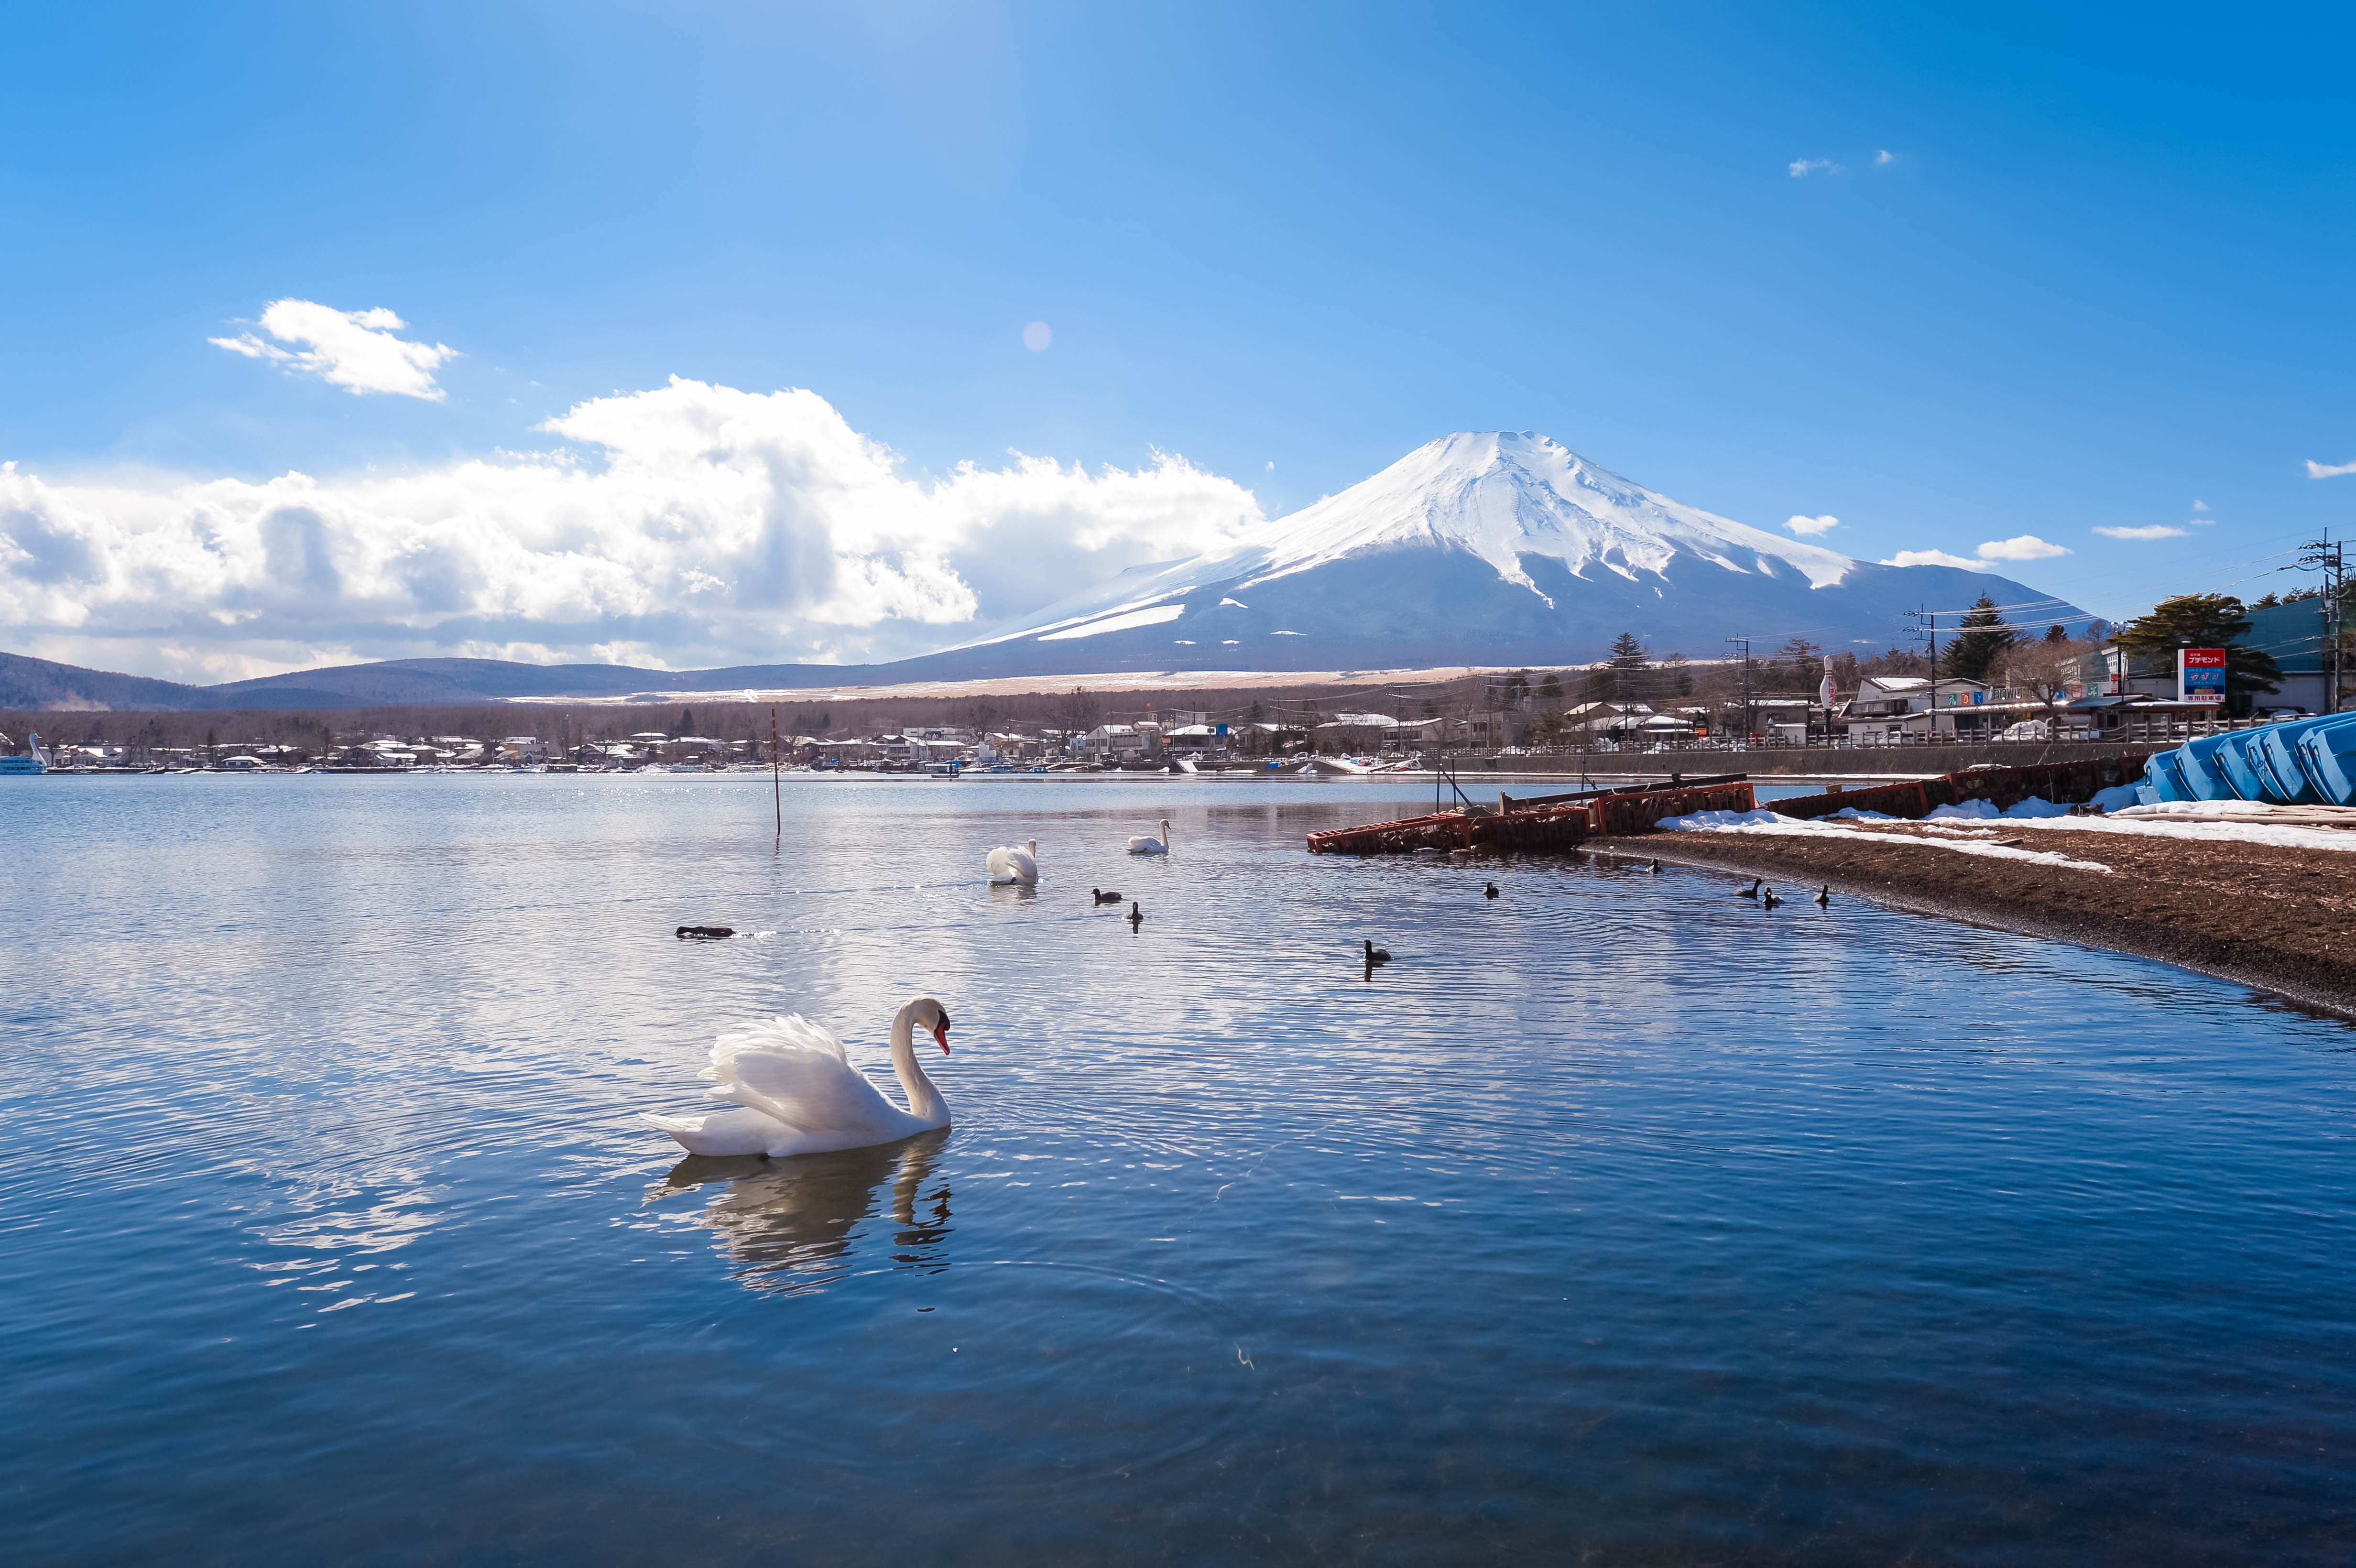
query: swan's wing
[
  {"left": 702, "top": 1014, "right": 893, "bottom": 1133},
  {"left": 986, "top": 846, "right": 1014, "bottom": 878}
]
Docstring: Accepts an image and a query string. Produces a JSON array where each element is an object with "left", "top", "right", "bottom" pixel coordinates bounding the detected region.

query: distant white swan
[
  {"left": 1128, "top": 818, "right": 1171, "bottom": 855},
  {"left": 643, "top": 996, "right": 953, "bottom": 1158},
  {"left": 986, "top": 837, "right": 1038, "bottom": 884}
]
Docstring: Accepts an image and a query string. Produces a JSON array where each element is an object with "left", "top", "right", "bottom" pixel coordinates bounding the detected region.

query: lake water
[{"left": 5, "top": 774, "right": 2353, "bottom": 1565}]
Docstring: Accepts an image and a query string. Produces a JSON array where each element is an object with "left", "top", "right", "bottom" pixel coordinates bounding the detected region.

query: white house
[
  {"left": 1084, "top": 723, "right": 1144, "bottom": 757},
  {"left": 1840, "top": 676, "right": 1995, "bottom": 742}
]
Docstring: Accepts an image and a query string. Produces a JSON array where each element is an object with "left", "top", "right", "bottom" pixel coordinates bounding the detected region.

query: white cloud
[
  {"left": 1881, "top": 549, "right": 1980, "bottom": 569},
  {"left": 1789, "top": 158, "right": 1840, "bottom": 177},
  {"left": 1785, "top": 513, "right": 1839, "bottom": 536},
  {"left": 2191, "top": 499, "right": 2210, "bottom": 511},
  {"left": 2307, "top": 458, "right": 2356, "bottom": 479},
  {"left": 2095, "top": 524, "right": 2189, "bottom": 540},
  {"left": 1873, "top": 149, "right": 1897, "bottom": 166},
  {"left": 211, "top": 299, "right": 456, "bottom": 400},
  {"left": 1974, "top": 534, "right": 2070, "bottom": 560},
  {"left": 1878, "top": 534, "right": 2071, "bottom": 569},
  {"left": 0, "top": 377, "right": 1265, "bottom": 680}
]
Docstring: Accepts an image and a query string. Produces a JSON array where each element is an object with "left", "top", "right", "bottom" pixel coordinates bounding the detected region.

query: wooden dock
[
  {"left": 1304, "top": 775, "right": 1756, "bottom": 856},
  {"left": 1304, "top": 756, "right": 2147, "bottom": 858}
]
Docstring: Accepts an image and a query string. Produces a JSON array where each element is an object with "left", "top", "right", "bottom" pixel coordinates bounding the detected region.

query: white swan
[
  {"left": 1128, "top": 817, "right": 1171, "bottom": 855},
  {"left": 985, "top": 837, "right": 1038, "bottom": 884},
  {"left": 643, "top": 995, "right": 953, "bottom": 1158}
]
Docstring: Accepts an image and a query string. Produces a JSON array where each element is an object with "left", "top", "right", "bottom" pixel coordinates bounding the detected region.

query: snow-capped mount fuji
[
  {"left": 1214, "top": 431, "right": 1854, "bottom": 601},
  {"left": 939, "top": 431, "right": 2077, "bottom": 676}
]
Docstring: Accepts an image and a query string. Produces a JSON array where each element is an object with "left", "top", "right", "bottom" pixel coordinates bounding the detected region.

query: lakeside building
[
  {"left": 1082, "top": 723, "right": 1145, "bottom": 760},
  {"left": 2089, "top": 598, "right": 2343, "bottom": 716},
  {"left": 1840, "top": 677, "right": 1993, "bottom": 742}
]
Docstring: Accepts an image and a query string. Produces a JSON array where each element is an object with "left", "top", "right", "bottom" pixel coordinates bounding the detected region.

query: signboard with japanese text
[{"left": 2179, "top": 648, "right": 2227, "bottom": 704}]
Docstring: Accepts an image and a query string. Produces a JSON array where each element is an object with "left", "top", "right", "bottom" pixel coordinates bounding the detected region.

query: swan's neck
[{"left": 887, "top": 1004, "right": 949, "bottom": 1125}]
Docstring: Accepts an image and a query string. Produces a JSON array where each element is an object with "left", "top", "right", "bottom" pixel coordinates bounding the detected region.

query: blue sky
[{"left": 3, "top": 1, "right": 2352, "bottom": 678}]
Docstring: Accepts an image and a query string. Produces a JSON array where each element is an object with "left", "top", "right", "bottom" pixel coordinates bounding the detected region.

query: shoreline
[{"left": 1592, "top": 829, "right": 2356, "bottom": 1022}]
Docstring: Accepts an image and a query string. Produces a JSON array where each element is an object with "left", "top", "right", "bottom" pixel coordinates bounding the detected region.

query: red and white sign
[{"left": 2179, "top": 647, "right": 2227, "bottom": 704}]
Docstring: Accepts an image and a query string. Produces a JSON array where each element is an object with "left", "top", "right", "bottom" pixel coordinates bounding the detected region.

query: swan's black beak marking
[{"left": 932, "top": 1015, "right": 952, "bottom": 1054}]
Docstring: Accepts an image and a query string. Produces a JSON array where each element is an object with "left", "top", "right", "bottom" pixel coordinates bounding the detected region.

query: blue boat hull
[{"left": 2143, "top": 713, "right": 2356, "bottom": 807}]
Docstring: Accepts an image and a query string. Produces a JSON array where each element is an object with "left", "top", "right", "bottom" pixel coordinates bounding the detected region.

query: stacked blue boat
[{"left": 2141, "top": 713, "right": 2356, "bottom": 805}]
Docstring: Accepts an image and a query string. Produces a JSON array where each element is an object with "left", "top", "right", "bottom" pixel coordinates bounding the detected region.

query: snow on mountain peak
[{"left": 1239, "top": 430, "right": 1854, "bottom": 596}]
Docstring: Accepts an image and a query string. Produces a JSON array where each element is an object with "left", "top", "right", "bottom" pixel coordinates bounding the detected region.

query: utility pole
[
  {"left": 1724, "top": 637, "right": 1752, "bottom": 744},
  {"left": 2299, "top": 531, "right": 2346, "bottom": 714},
  {"left": 769, "top": 705, "right": 783, "bottom": 841},
  {"left": 1909, "top": 606, "right": 1940, "bottom": 746}
]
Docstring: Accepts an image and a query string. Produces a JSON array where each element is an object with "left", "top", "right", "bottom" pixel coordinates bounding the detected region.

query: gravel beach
[{"left": 1602, "top": 821, "right": 2356, "bottom": 1018}]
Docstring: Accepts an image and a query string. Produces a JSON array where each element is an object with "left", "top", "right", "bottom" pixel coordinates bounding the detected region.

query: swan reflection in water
[{"left": 650, "top": 1129, "right": 952, "bottom": 1293}]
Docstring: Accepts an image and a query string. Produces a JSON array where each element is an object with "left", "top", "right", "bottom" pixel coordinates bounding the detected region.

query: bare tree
[{"left": 1991, "top": 635, "right": 2103, "bottom": 719}]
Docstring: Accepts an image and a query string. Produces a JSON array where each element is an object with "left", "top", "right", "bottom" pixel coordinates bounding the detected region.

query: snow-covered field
[{"left": 1659, "top": 793, "right": 2356, "bottom": 860}]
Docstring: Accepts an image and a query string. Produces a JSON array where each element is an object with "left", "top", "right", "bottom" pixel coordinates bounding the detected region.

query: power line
[{"left": 2297, "top": 530, "right": 2346, "bottom": 714}]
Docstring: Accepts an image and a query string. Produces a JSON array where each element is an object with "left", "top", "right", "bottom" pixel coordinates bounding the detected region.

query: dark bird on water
[
  {"left": 675, "top": 926, "right": 733, "bottom": 939},
  {"left": 1093, "top": 888, "right": 1123, "bottom": 904},
  {"left": 1484, "top": 882, "right": 1500, "bottom": 899},
  {"left": 1647, "top": 859, "right": 1662, "bottom": 874},
  {"left": 1129, "top": 900, "right": 1144, "bottom": 930},
  {"left": 1737, "top": 878, "right": 1760, "bottom": 899},
  {"left": 1760, "top": 887, "right": 1783, "bottom": 910},
  {"left": 1364, "top": 938, "right": 1391, "bottom": 964},
  {"left": 1813, "top": 884, "right": 1831, "bottom": 907}
]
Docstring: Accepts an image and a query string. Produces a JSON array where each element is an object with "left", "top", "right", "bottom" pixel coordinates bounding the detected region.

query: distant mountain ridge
[{"left": 1, "top": 431, "right": 2083, "bottom": 711}]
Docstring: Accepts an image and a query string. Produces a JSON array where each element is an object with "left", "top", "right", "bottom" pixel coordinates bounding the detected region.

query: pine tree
[
  {"left": 1940, "top": 596, "right": 2020, "bottom": 683},
  {"left": 2113, "top": 593, "right": 2280, "bottom": 704},
  {"left": 1608, "top": 632, "right": 1648, "bottom": 669}
]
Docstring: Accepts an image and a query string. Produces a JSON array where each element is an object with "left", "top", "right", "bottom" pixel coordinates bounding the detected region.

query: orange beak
[{"left": 931, "top": 1018, "right": 951, "bottom": 1054}]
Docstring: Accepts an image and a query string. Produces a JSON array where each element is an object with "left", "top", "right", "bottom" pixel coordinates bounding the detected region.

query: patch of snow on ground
[
  {"left": 1656, "top": 807, "right": 2113, "bottom": 872},
  {"left": 1921, "top": 795, "right": 2071, "bottom": 822},
  {"left": 2005, "top": 814, "right": 2356, "bottom": 854}
]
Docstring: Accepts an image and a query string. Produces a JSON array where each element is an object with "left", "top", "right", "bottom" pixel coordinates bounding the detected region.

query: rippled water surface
[{"left": 6, "top": 774, "right": 2355, "bottom": 1565}]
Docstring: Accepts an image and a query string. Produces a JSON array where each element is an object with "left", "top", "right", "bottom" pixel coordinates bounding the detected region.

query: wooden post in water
[{"left": 769, "top": 705, "right": 782, "bottom": 841}]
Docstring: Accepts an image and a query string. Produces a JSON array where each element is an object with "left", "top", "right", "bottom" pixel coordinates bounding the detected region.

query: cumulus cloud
[
  {"left": 1789, "top": 158, "right": 1840, "bottom": 177},
  {"left": 1880, "top": 548, "right": 1981, "bottom": 569},
  {"left": 2308, "top": 458, "right": 2356, "bottom": 479},
  {"left": 2095, "top": 524, "right": 2189, "bottom": 540},
  {"left": 1785, "top": 513, "right": 1839, "bottom": 536},
  {"left": 1879, "top": 534, "right": 2072, "bottom": 569},
  {"left": 211, "top": 300, "right": 456, "bottom": 400},
  {"left": 0, "top": 377, "right": 1265, "bottom": 681},
  {"left": 1974, "top": 534, "right": 2070, "bottom": 560}
]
